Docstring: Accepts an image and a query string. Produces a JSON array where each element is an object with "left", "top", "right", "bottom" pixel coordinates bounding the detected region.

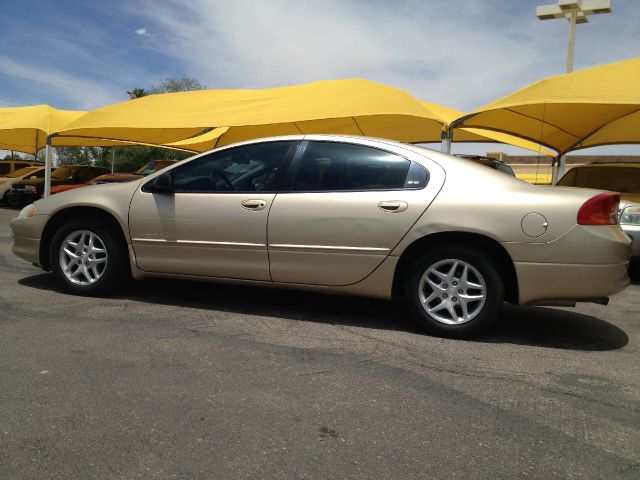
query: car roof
[{"left": 571, "top": 162, "right": 640, "bottom": 169}]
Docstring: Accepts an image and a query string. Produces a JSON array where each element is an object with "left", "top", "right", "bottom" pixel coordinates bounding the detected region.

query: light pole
[{"left": 536, "top": 0, "right": 612, "bottom": 183}]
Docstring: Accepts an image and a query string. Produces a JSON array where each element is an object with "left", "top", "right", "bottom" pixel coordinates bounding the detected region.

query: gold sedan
[{"left": 10, "top": 135, "right": 631, "bottom": 338}]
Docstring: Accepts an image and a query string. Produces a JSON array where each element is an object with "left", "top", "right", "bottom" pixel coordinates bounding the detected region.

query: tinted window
[
  {"left": 52, "top": 167, "right": 74, "bottom": 179},
  {"left": 560, "top": 167, "right": 640, "bottom": 194},
  {"left": 16, "top": 162, "right": 31, "bottom": 170},
  {"left": 557, "top": 168, "right": 576, "bottom": 186},
  {"left": 0, "top": 164, "right": 9, "bottom": 175},
  {"left": 7, "top": 167, "right": 37, "bottom": 178},
  {"left": 170, "top": 141, "right": 294, "bottom": 193},
  {"left": 292, "top": 142, "right": 412, "bottom": 191}
]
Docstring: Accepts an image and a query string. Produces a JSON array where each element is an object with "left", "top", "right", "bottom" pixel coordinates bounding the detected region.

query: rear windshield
[
  {"left": 6, "top": 167, "right": 38, "bottom": 178},
  {"left": 558, "top": 167, "right": 640, "bottom": 194},
  {"left": 51, "top": 167, "right": 75, "bottom": 179}
]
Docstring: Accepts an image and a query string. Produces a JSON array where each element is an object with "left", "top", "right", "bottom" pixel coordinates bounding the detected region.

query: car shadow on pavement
[{"left": 19, "top": 274, "right": 629, "bottom": 351}]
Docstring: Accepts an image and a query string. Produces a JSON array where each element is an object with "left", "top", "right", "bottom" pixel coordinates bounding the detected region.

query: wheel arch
[
  {"left": 392, "top": 231, "right": 519, "bottom": 305},
  {"left": 39, "top": 206, "right": 129, "bottom": 271}
]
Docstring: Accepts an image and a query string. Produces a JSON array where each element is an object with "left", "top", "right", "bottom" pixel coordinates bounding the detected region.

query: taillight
[{"left": 577, "top": 192, "right": 620, "bottom": 225}]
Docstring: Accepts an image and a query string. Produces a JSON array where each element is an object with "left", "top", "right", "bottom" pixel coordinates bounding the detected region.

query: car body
[
  {"left": 0, "top": 167, "right": 46, "bottom": 204},
  {"left": 10, "top": 135, "right": 631, "bottom": 338},
  {"left": 557, "top": 163, "right": 640, "bottom": 260},
  {"left": 456, "top": 155, "right": 516, "bottom": 177},
  {"left": 0, "top": 159, "right": 41, "bottom": 177},
  {"left": 6, "top": 165, "right": 109, "bottom": 207}
]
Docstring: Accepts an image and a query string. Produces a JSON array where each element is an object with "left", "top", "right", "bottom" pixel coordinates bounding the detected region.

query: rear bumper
[
  {"left": 6, "top": 191, "right": 40, "bottom": 207},
  {"left": 515, "top": 261, "right": 630, "bottom": 305}
]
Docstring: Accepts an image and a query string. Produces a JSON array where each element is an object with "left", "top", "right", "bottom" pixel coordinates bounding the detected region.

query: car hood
[
  {"left": 93, "top": 173, "right": 143, "bottom": 183},
  {"left": 620, "top": 193, "right": 640, "bottom": 208}
]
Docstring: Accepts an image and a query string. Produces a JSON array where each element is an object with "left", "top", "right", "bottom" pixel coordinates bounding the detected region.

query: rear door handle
[
  {"left": 378, "top": 200, "right": 408, "bottom": 213},
  {"left": 241, "top": 199, "right": 267, "bottom": 211}
]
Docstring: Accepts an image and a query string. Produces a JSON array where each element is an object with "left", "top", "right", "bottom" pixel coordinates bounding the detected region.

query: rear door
[{"left": 267, "top": 139, "right": 442, "bottom": 286}]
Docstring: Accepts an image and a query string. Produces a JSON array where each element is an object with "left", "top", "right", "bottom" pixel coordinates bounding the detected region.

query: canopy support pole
[
  {"left": 44, "top": 136, "right": 53, "bottom": 198},
  {"left": 551, "top": 154, "right": 566, "bottom": 185},
  {"left": 566, "top": 10, "right": 577, "bottom": 73},
  {"left": 440, "top": 126, "right": 452, "bottom": 155},
  {"left": 557, "top": 154, "right": 567, "bottom": 182}
]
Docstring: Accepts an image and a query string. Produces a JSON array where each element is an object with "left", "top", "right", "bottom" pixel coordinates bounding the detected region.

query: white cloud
[
  {"left": 0, "top": 55, "right": 120, "bottom": 110},
  {"left": 134, "top": 27, "right": 149, "bottom": 36},
  {"left": 136, "top": 0, "right": 638, "bottom": 112}
]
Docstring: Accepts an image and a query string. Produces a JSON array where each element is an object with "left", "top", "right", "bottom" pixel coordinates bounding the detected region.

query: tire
[
  {"left": 50, "top": 216, "right": 127, "bottom": 296},
  {"left": 403, "top": 246, "right": 504, "bottom": 338}
]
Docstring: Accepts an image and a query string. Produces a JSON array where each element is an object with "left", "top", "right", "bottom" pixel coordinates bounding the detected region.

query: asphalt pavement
[{"left": 0, "top": 206, "right": 639, "bottom": 479}]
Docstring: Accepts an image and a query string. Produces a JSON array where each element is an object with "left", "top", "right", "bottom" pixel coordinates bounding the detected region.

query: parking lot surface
[{"left": 0, "top": 206, "right": 639, "bottom": 479}]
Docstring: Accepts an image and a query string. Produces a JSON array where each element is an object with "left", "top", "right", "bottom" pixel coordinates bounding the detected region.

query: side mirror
[{"left": 149, "top": 171, "right": 174, "bottom": 193}]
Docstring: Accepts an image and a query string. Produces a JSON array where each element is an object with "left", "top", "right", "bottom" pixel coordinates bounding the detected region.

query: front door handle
[
  {"left": 241, "top": 199, "right": 267, "bottom": 211},
  {"left": 378, "top": 200, "right": 408, "bottom": 213}
]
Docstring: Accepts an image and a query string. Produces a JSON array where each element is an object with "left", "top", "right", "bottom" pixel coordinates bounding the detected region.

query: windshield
[
  {"left": 5, "top": 167, "right": 38, "bottom": 178},
  {"left": 51, "top": 166, "right": 75, "bottom": 180},
  {"left": 135, "top": 160, "right": 175, "bottom": 176},
  {"left": 558, "top": 167, "right": 640, "bottom": 194}
]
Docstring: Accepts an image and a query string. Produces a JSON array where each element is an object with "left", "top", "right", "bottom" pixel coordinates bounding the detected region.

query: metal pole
[
  {"left": 557, "top": 154, "right": 567, "bottom": 181},
  {"left": 44, "top": 136, "right": 53, "bottom": 198},
  {"left": 440, "top": 126, "right": 452, "bottom": 154},
  {"left": 566, "top": 10, "right": 577, "bottom": 73}
]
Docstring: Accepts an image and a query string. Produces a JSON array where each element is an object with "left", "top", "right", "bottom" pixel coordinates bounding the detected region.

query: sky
[{"left": 1, "top": 0, "right": 638, "bottom": 156}]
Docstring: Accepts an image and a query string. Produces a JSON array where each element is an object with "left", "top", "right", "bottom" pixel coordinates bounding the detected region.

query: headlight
[
  {"left": 18, "top": 204, "right": 37, "bottom": 219},
  {"left": 619, "top": 205, "right": 640, "bottom": 225},
  {"left": 24, "top": 185, "right": 37, "bottom": 193}
]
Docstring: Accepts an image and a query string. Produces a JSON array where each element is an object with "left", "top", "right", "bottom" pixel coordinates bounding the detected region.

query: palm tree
[{"left": 126, "top": 88, "right": 147, "bottom": 99}]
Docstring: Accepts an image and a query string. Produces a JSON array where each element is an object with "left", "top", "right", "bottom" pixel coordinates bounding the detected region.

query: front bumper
[
  {"left": 10, "top": 214, "right": 49, "bottom": 268},
  {"left": 621, "top": 224, "right": 640, "bottom": 259}
]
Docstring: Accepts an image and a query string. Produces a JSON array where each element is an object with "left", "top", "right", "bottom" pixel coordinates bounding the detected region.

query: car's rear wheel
[
  {"left": 403, "top": 246, "right": 504, "bottom": 338},
  {"left": 50, "top": 217, "right": 127, "bottom": 296}
]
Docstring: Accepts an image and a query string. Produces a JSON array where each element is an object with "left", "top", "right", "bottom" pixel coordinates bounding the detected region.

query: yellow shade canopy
[
  {"left": 0, "top": 105, "right": 135, "bottom": 154},
  {"left": 56, "top": 79, "right": 449, "bottom": 146},
  {"left": 163, "top": 96, "right": 552, "bottom": 156},
  {"left": 455, "top": 57, "right": 640, "bottom": 155},
  {"left": 421, "top": 102, "right": 554, "bottom": 156}
]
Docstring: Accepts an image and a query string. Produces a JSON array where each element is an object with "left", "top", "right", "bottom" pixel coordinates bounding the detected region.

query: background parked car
[
  {"left": 0, "top": 159, "right": 42, "bottom": 177},
  {"left": 0, "top": 166, "right": 45, "bottom": 205},
  {"left": 92, "top": 160, "right": 178, "bottom": 184},
  {"left": 456, "top": 155, "right": 516, "bottom": 177},
  {"left": 6, "top": 165, "right": 109, "bottom": 207},
  {"left": 557, "top": 162, "right": 640, "bottom": 274},
  {"left": 47, "top": 160, "right": 180, "bottom": 196}
]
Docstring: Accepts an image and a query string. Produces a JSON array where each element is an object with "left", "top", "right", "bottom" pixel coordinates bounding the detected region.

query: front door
[{"left": 129, "top": 140, "right": 298, "bottom": 280}]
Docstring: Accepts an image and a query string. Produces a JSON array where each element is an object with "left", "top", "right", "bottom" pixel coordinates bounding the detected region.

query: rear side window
[
  {"left": 0, "top": 164, "right": 10, "bottom": 175},
  {"left": 292, "top": 142, "right": 423, "bottom": 191}
]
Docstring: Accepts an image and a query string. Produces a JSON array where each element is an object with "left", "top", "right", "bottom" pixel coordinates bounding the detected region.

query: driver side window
[{"left": 171, "top": 141, "right": 295, "bottom": 193}]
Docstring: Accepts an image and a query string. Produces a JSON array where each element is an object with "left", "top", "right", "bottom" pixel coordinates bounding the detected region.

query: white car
[{"left": 0, "top": 166, "right": 45, "bottom": 205}]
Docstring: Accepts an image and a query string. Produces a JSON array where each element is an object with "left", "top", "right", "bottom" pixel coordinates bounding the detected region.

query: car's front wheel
[
  {"left": 50, "top": 217, "right": 127, "bottom": 296},
  {"left": 403, "top": 246, "right": 504, "bottom": 338}
]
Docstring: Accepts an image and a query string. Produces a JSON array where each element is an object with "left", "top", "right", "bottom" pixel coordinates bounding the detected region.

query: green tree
[
  {"left": 148, "top": 75, "right": 206, "bottom": 94},
  {"left": 126, "top": 87, "right": 148, "bottom": 99}
]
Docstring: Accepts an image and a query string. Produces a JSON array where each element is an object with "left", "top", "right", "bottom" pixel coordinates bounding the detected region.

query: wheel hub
[{"left": 418, "top": 258, "right": 487, "bottom": 325}]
